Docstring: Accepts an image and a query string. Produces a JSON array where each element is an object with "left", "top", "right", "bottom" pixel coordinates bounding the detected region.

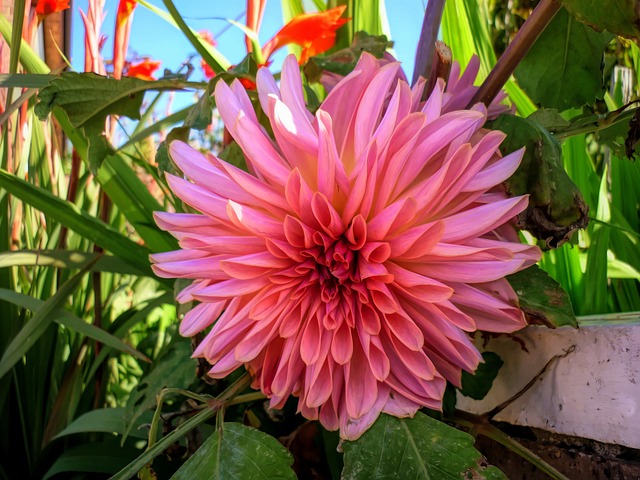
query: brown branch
[{"left": 468, "top": 0, "right": 562, "bottom": 108}]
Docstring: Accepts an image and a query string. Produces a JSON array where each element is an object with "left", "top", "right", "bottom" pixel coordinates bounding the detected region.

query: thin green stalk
[
  {"left": 160, "top": 0, "right": 229, "bottom": 74},
  {"left": 110, "top": 373, "right": 252, "bottom": 480}
]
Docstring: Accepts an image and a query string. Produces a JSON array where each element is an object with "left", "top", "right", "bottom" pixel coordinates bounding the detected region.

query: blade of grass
[
  {"left": 0, "top": 288, "right": 150, "bottom": 363},
  {"left": 9, "top": 0, "right": 26, "bottom": 75},
  {"left": 150, "top": 0, "right": 230, "bottom": 74},
  {"left": 0, "top": 260, "right": 96, "bottom": 380},
  {"left": 0, "top": 250, "right": 143, "bottom": 275},
  {"left": 0, "top": 168, "right": 159, "bottom": 280},
  {"left": 0, "top": 14, "right": 50, "bottom": 74}
]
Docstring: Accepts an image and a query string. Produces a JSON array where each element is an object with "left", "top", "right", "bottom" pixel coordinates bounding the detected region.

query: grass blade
[
  {"left": 0, "top": 168, "right": 157, "bottom": 279},
  {"left": 0, "top": 260, "right": 95, "bottom": 380},
  {"left": 0, "top": 288, "right": 150, "bottom": 363}
]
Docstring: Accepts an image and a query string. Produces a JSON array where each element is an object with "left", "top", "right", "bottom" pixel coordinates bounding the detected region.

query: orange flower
[
  {"left": 126, "top": 59, "right": 161, "bottom": 80},
  {"left": 113, "top": 0, "right": 137, "bottom": 78},
  {"left": 117, "top": 0, "right": 138, "bottom": 25},
  {"left": 262, "top": 6, "right": 349, "bottom": 64},
  {"left": 35, "top": 0, "right": 70, "bottom": 17},
  {"left": 199, "top": 30, "right": 217, "bottom": 79}
]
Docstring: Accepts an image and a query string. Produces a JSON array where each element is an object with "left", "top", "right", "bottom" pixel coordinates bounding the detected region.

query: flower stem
[
  {"left": 468, "top": 0, "right": 562, "bottom": 108},
  {"left": 451, "top": 411, "right": 570, "bottom": 480},
  {"left": 412, "top": 0, "right": 446, "bottom": 86}
]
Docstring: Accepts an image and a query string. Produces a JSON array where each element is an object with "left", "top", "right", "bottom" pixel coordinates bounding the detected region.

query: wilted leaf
[
  {"left": 514, "top": 8, "right": 613, "bottom": 111},
  {"left": 304, "top": 32, "right": 392, "bottom": 83},
  {"left": 171, "top": 423, "right": 296, "bottom": 480},
  {"left": 493, "top": 114, "right": 589, "bottom": 247},
  {"left": 460, "top": 352, "right": 504, "bottom": 401},
  {"left": 342, "top": 412, "right": 507, "bottom": 479},
  {"left": 562, "top": 0, "right": 640, "bottom": 38},
  {"left": 508, "top": 265, "right": 578, "bottom": 328}
]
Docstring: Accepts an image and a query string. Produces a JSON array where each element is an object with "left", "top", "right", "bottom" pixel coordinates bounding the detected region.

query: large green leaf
[
  {"left": 0, "top": 289, "right": 150, "bottom": 363},
  {"left": 508, "top": 265, "right": 578, "bottom": 328},
  {"left": 562, "top": 0, "right": 640, "bottom": 38},
  {"left": 514, "top": 8, "right": 613, "bottom": 111},
  {"left": 342, "top": 412, "right": 506, "bottom": 479},
  {"left": 0, "top": 168, "right": 155, "bottom": 278},
  {"left": 171, "top": 423, "right": 296, "bottom": 480},
  {"left": 492, "top": 114, "right": 589, "bottom": 247}
]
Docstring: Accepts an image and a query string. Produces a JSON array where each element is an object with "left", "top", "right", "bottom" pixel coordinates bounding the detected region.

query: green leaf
[
  {"left": 460, "top": 352, "right": 504, "bottom": 401},
  {"left": 96, "top": 153, "right": 178, "bottom": 253},
  {"left": 171, "top": 423, "right": 296, "bottom": 480},
  {"left": 54, "top": 408, "right": 151, "bottom": 440},
  {"left": 508, "top": 265, "right": 578, "bottom": 328},
  {"left": 514, "top": 8, "right": 614, "bottom": 111},
  {"left": 304, "top": 32, "right": 392, "bottom": 83},
  {"left": 34, "top": 72, "right": 149, "bottom": 170},
  {"left": 492, "top": 114, "right": 589, "bottom": 247},
  {"left": 0, "top": 260, "right": 93, "bottom": 380},
  {"left": 342, "top": 412, "right": 507, "bottom": 480},
  {"left": 562, "top": 0, "right": 640, "bottom": 38},
  {"left": 43, "top": 440, "right": 143, "bottom": 480},
  {"left": 0, "top": 288, "right": 151, "bottom": 363},
  {"left": 0, "top": 73, "right": 54, "bottom": 88},
  {"left": 35, "top": 73, "right": 148, "bottom": 127},
  {"left": 0, "top": 249, "right": 142, "bottom": 274},
  {"left": 0, "top": 168, "right": 156, "bottom": 278},
  {"left": 124, "top": 339, "right": 197, "bottom": 440}
]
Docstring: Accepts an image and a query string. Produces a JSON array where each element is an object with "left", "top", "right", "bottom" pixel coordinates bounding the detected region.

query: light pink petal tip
[{"left": 152, "top": 52, "right": 540, "bottom": 440}]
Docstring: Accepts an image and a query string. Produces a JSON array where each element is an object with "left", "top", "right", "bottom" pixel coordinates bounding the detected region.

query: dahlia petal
[
  {"left": 220, "top": 252, "right": 291, "bottom": 279},
  {"left": 152, "top": 255, "right": 229, "bottom": 280},
  {"left": 322, "top": 52, "right": 380, "bottom": 158},
  {"left": 300, "top": 315, "right": 323, "bottom": 365},
  {"left": 341, "top": 383, "right": 389, "bottom": 440},
  {"left": 280, "top": 55, "right": 315, "bottom": 126},
  {"left": 180, "top": 301, "right": 225, "bottom": 336},
  {"left": 344, "top": 341, "right": 378, "bottom": 419},
  {"left": 165, "top": 174, "right": 229, "bottom": 220},
  {"left": 386, "top": 262, "right": 453, "bottom": 302},
  {"left": 193, "top": 277, "right": 269, "bottom": 300},
  {"left": 367, "top": 197, "right": 417, "bottom": 240},
  {"left": 441, "top": 195, "right": 529, "bottom": 243},
  {"left": 257, "top": 67, "right": 281, "bottom": 113},
  {"left": 354, "top": 62, "right": 402, "bottom": 158},
  {"left": 383, "top": 311, "right": 424, "bottom": 351},
  {"left": 226, "top": 201, "right": 284, "bottom": 238},
  {"left": 311, "top": 192, "right": 345, "bottom": 237},
  {"left": 388, "top": 221, "right": 444, "bottom": 259},
  {"left": 463, "top": 148, "right": 524, "bottom": 192},
  {"left": 331, "top": 319, "right": 353, "bottom": 364}
]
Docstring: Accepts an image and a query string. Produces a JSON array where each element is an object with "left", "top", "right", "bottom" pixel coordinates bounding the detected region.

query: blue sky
[{"left": 69, "top": 1, "right": 426, "bottom": 83}]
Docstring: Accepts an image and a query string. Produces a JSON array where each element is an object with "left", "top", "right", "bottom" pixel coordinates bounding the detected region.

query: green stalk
[{"left": 110, "top": 373, "right": 252, "bottom": 480}]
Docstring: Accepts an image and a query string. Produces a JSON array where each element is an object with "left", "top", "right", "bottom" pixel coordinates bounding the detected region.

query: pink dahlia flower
[{"left": 151, "top": 53, "right": 541, "bottom": 440}]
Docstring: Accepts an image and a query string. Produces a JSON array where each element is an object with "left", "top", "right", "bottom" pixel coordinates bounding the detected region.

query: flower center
[{"left": 315, "top": 238, "right": 358, "bottom": 302}]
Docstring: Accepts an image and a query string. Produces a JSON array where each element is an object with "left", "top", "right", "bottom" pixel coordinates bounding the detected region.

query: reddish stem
[
  {"left": 468, "top": 0, "right": 562, "bottom": 108},
  {"left": 412, "top": 0, "right": 446, "bottom": 86}
]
